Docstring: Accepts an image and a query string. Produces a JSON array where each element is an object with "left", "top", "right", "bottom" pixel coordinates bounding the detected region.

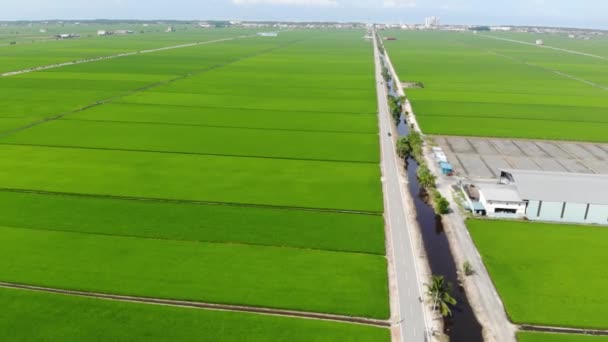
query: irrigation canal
[{"left": 389, "top": 77, "right": 483, "bottom": 341}]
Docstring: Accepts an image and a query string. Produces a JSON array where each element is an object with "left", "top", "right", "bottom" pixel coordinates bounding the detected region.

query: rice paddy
[
  {"left": 382, "top": 30, "right": 608, "bottom": 142},
  {"left": 518, "top": 332, "right": 608, "bottom": 342},
  {"left": 468, "top": 220, "right": 608, "bottom": 330},
  {"left": 0, "top": 27, "right": 389, "bottom": 340},
  {"left": 0, "top": 287, "right": 389, "bottom": 342}
]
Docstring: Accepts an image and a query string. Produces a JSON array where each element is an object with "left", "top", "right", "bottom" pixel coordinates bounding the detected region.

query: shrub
[
  {"left": 430, "top": 189, "right": 450, "bottom": 215},
  {"left": 417, "top": 165, "right": 436, "bottom": 189},
  {"left": 396, "top": 137, "right": 411, "bottom": 158},
  {"left": 436, "top": 196, "right": 450, "bottom": 214},
  {"left": 463, "top": 261, "right": 475, "bottom": 276},
  {"left": 407, "top": 132, "right": 423, "bottom": 158}
]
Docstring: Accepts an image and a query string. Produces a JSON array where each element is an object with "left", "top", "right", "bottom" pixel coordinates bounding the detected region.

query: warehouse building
[
  {"left": 499, "top": 169, "right": 608, "bottom": 225},
  {"left": 475, "top": 182, "right": 527, "bottom": 218}
]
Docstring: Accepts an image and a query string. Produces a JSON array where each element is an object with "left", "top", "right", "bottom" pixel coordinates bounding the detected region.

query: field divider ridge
[
  {"left": 519, "top": 324, "right": 608, "bottom": 337},
  {"left": 0, "top": 142, "right": 380, "bottom": 164},
  {"left": 0, "top": 187, "right": 383, "bottom": 216},
  {"left": 112, "top": 101, "right": 378, "bottom": 116},
  {"left": 0, "top": 281, "right": 391, "bottom": 328},
  {"left": 0, "top": 224, "right": 385, "bottom": 257},
  {"left": 484, "top": 49, "right": 608, "bottom": 91},
  {"left": 476, "top": 33, "right": 608, "bottom": 60},
  {"left": 60, "top": 117, "right": 379, "bottom": 135},
  {"left": 0, "top": 37, "right": 306, "bottom": 138},
  {"left": 0, "top": 35, "right": 255, "bottom": 78}
]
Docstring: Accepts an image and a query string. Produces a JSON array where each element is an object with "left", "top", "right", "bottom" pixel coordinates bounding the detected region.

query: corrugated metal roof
[
  {"left": 501, "top": 169, "right": 608, "bottom": 205},
  {"left": 477, "top": 182, "right": 523, "bottom": 202}
]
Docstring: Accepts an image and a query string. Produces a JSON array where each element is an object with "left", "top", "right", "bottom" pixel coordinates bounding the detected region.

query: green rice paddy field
[
  {"left": 0, "top": 287, "right": 388, "bottom": 342},
  {"left": 383, "top": 30, "right": 608, "bottom": 142},
  {"left": 0, "top": 28, "right": 389, "bottom": 340},
  {"left": 518, "top": 332, "right": 608, "bottom": 342},
  {"left": 468, "top": 220, "right": 608, "bottom": 329},
  {"left": 486, "top": 31, "right": 608, "bottom": 58},
  {"left": 0, "top": 23, "right": 254, "bottom": 72}
]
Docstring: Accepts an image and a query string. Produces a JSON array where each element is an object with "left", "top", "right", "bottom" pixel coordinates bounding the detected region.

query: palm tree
[{"left": 426, "top": 275, "right": 457, "bottom": 317}]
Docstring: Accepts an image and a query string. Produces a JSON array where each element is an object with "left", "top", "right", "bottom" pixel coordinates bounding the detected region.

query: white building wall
[
  {"left": 480, "top": 192, "right": 526, "bottom": 218},
  {"left": 526, "top": 200, "right": 608, "bottom": 225},
  {"left": 536, "top": 201, "right": 563, "bottom": 221},
  {"left": 526, "top": 200, "right": 539, "bottom": 217},
  {"left": 562, "top": 203, "right": 587, "bottom": 223},
  {"left": 586, "top": 204, "right": 608, "bottom": 225}
]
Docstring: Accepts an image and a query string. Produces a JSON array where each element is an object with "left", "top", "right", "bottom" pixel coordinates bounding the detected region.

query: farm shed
[
  {"left": 439, "top": 162, "right": 454, "bottom": 175},
  {"left": 476, "top": 182, "right": 527, "bottom": 218},
  {"left": 500, "top": 169, "right": 608, "bottom": 225}
]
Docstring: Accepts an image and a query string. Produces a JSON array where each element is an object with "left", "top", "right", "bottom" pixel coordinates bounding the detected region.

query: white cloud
[
  {"left": 382, "top": 0, "right": 416, "bottom": 8},
  {"left": 232, "top": 0, "right": 338, "bottom": 6}
]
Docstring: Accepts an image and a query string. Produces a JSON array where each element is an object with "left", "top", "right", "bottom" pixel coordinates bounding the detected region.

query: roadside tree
[{"left": 426, "top": 275, "right": 457, "bottom": 317}]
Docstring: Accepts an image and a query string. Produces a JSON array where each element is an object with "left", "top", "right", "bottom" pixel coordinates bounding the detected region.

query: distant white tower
[{"left": 424, "top": 16, "right": 440, "bottom": 28}]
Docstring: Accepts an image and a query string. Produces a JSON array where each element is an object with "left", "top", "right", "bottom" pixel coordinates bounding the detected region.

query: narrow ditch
[
  {"left": 386, "top": 74, "right": 483, "bottom": 341},
  {"left": 405, "top": 155, "right": 483, "bottom": 342}
]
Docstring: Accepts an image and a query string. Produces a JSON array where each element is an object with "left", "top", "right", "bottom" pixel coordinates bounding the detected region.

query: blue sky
[{"left": 2, "top": 0, "right": 607, "bottom": 29}]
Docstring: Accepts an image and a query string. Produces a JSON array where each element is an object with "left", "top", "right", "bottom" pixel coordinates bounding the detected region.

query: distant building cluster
[
  {"left": 257, "top": 32, "right": 279, "bottom": 37},
  {"left": 56, "top": 33, "right": 79, "bottom": 39},
  {"left": 489, "top": 26, "right": 511, "bottom": 31},
  {"left": 3, "top": 20, "right": 605, "bottom": 40},
  {"left": 375, "top": 19, "right": 606, "bottom": 38},
  {"left": 97, "top": 29, "right": 134, "bottom": 36},
  {"left": 424, "top": 16, "right": 440, "bottom": 28}
]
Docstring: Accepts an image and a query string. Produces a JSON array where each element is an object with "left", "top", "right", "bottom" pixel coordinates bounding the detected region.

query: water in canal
[
  {"left": 390, "top": 83, "right": 483, "bottom": 340},
  {"left": 405, "top": 154, "right": 483, "bottom": 342}
]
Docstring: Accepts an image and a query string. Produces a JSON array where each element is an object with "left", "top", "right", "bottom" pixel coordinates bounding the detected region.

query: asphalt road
[
  {"left": 381, "top": 34, "right": 518, "bottom": 341},
  {"left": 373, "top": 32, "right": 430, "bottom": 342}
]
